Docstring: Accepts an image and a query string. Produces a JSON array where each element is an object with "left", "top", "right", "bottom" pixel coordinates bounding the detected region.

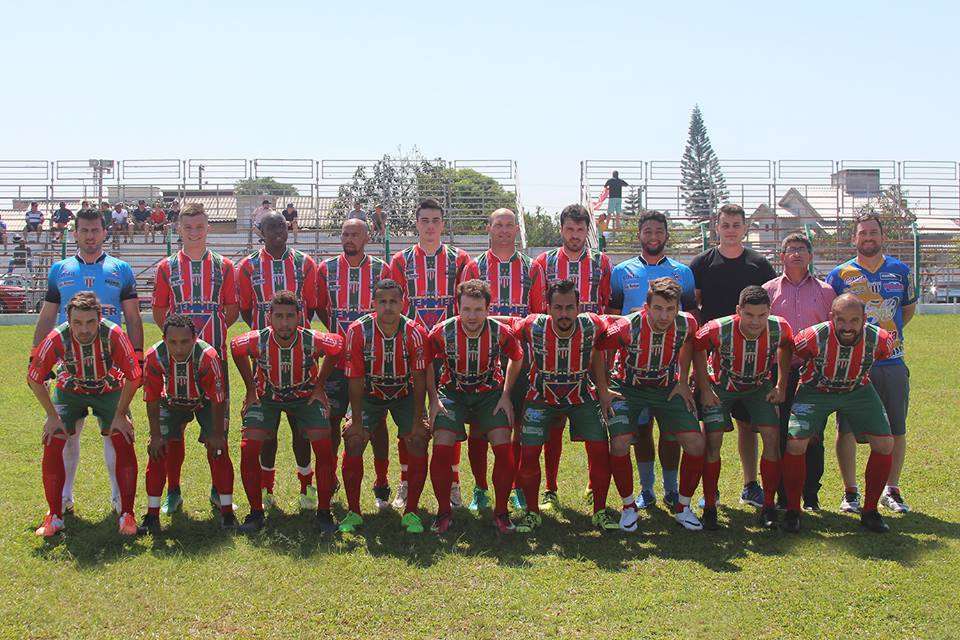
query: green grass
[{"left": 1, "top": 317, "right": 959, "bottom": 639}]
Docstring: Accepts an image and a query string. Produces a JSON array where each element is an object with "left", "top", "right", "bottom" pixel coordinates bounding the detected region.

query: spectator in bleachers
[
  {"left": 167, "top": 200, "right": 181, "bottom": 245},
  {"left": 99, "top": 201, "right": 114, "bottom": 246},
  {"left": 252, "top": 199, "right": 272, "bottom": 241},
  {"left": 371, "top": 203, "right": 386, "bottom": 240},
  {"left": 24, "top": 202, "right": 44, "bottom": 243},
  {"left": 7, "top": 235, "right": 32, "bottom": 274},
  {"left": 604, "top": 171, "right": 629, "bottom": 230},
  {"left": 132, "top": 199, "right": 151, "bottom": 239},
  {"left": 51, "top": 201, "right": 74, "bottom": 243},
  {"left": 282, "top": 202, "right": 299, "bottom": 243},
  {"left": 0, "top": 215, "right": 7, "bottom": 247},
  {"left": 348, "top": 200, "right": 367, "bottom": 222},
  {"left": 113, "top": 202, "right": 130, "bottom": 244},
  {"left": 148, "top": 201, "right": 167, "bottom": 243}
]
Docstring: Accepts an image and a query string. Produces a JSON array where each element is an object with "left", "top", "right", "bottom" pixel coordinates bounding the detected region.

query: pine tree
[{"left": 680, "top": 105, "right": 728, "bottom": 222}]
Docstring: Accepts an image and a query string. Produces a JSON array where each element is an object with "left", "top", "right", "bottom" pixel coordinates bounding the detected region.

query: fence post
[
  {"left": 804, "top": 224, "right": 814, "bottom": 274},
  {"left": 383, "top": 218, "right": 391, "bottom": 262},
  {"left": 699, "top": 221, "right": 710, "bottom": 252},
  {"left": 912, "top": 222, "right": 921, "bottom": 301},
  {"left": 61, "top": 230, "right": 67, "bottom": 260},
  {"left": 166, "top": 223, "right": 172, "bottom": 256}
]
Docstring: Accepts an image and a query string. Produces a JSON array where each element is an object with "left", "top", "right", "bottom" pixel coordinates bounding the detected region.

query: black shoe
[
  {"left": 802, "top": 495, "right": 820, "bottom": 512},
  {"left": 137, "top": 513, "right": 161, "bottom": 536},
  {"left": 860, "top": 510, "right": 890, "bottom": 533},
  {"left": 702, "top": 507, "right": 720, "bottom": 531},
  {"left": 759, "top": 506, "right": 779, "bottom": 529},
  {"left": 238, "top": 510, "right": 265, "bottom": 533},
  {"left": 373, "top": 484, "right": 392, "bottom": 505},
  {"left": 315, "top": 509, "right": 338, "bottom": 534},
  {"left": 220, "top": 512, "right": 239, "bottom": 530},
  {"left": 782, "top": 509, "right": 801, "bottom": 534}
]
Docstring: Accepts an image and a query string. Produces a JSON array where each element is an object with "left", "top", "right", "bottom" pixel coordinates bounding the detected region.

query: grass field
[{"left": 1, "top": 317, "right": 959, "bottom": 639}]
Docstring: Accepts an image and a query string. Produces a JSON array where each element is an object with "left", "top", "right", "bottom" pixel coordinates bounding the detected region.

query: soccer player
[
  {"left": 231, "top": 290, "right": 344, "bottom": 533},
  {"left": 599, "top": 278, "right": 705, "bottom": 531},
  {"left": 461, "top": 207, "right": 545, "bottom": 512},
  {"left": 608, "top": 210, "right": 697, "bottom": 511},
  {"left": 152, "top": 202, "right": 239, "bottom": 513},
  {"left": 138, "top": 313, "right": 235, "bottom": 534},
  {"left": 339, "top": 280, "right": 430, "bottom": 534},
  {"left": 28, "top": 292, "right": 142, "bottom": 537},
  {"left": 316, "top": 218, "right": 394, "bottom": 509},
  {"left": 426, "top": 279, "right": 524, "bottom": 534},
  {"left": 782, "top": 294, "right": 897, "bottom": 533},
  {"left": 510, "top": 279, "right": 619, "bottom": 533},
  {"left": 826, "top": 212, "right": 916, "bottom": 513},
  {"left": 530, "top": 203, "right": 612, "bottom": 511},
  {"left": 237, "top": 211, "right": 319, "bottom": 511},
  {"left": 32, "top": 206, "right": 144, "bottom": 515},
  {"left": 390, "top": 198, "right": 473, "bottom": 509},
  {"left": 693, "top": 285, "right": 792, "bottom": 531}
]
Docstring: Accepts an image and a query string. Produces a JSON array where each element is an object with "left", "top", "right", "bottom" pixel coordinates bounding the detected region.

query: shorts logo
[{"left": 791, "top": 402, "right": 814, "bottom": 416}]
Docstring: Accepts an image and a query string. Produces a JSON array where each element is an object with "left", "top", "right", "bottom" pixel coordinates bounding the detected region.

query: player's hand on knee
[
  {"left": 493, "top": 393, "right": 514, "bottom": 426},
  {"left": 41, "top": 415, "right": 67, "bottom": 445},
  {"left": 205, "top": 434, "right": 226, "bottom": 458},
  {"left": 110, "top": 414, "right": 135, "bottom": 443},
  {"left": 148, "top": 435, "right": 168, "bottom": 460},
  {"left": 668, "top": 381, "right": 697, "bottom": 414},
  {"left": 700, "top": 387, "right": 721, "bottom": 408}
]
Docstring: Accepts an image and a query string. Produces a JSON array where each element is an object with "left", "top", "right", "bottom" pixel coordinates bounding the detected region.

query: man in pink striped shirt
[{"left": 763, "top": 232, "right": 835, "bottom": 510}]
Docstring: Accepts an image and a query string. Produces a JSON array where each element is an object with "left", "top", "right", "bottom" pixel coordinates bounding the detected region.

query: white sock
[
  {"left": 102, "top": 434, "right": 120, "bottom": 505},
  {"left": 296, "top": 465, "right": 312, "bottom": 476},
  {"left": 61, "top": 421, "right": 83, "bottom": 502}
]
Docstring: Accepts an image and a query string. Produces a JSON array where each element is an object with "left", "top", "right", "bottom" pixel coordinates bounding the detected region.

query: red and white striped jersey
[
  {"left": 463, "top": 250, "right": 545, "bottom": 318},
  {"left": 599, "top": 309, "right": 699, "bottom": 388},
  {"left": 344, "top": 313, "right": 429, "bottom": 400},
  {"left": 29, "top": 319, "right": 141, "bottom": 394},
  {"left": 390, "top": 244, "right": 473, "bottom": 330},
  {"left": 231, "top": 327, "right": 343, "bottom": 402},
  {"left": 531, "top": 247, "right": 612, "bottom": 314},
  {"left": 143, "top": 339, "right": 225, "bottom": 406},
  {"left": 428, "top": 316, "right": 523, "bottom": 393},
  {"left": 794, "top": 321, "right": 894, "bottom": 393},
  {"left": 694, "top": 314, "right": 794, "bottom": 392},
  {"left": 236, "top": 247, "right": 318, "bottom": 330}
]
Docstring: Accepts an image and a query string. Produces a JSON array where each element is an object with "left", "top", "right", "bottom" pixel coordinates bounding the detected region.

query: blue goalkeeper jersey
[{"left": 45, "top": 252, "right": 138, "bottom": 324}]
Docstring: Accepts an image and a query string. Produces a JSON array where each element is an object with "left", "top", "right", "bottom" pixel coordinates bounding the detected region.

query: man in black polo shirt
[
  {"left": 132, "top": 200, "right": 151, "bottom": 240},
  {"left": 51, "top": 202, "right": 74, "bottom": 243},
  {"left": 689, "top": 203, "right": 776, "bottom": 508}
]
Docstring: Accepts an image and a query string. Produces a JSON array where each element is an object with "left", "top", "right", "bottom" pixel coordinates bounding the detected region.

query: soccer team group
[{"left": 27, "top": 197, "right": 916, "bottom": 539}]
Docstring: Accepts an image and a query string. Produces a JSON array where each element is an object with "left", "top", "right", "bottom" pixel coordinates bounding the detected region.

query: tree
[
  {"left": 234, "top": 177, "right": 298, "bottom": 196},
  {"left": 523, "top": 207, "right": 562, "bottom": 247},
  {"left": 622, "top": 186, "right": 643, "bottom": 217},
  {"left": 680, "top": 105, "right": 728, "bottom": 223}
]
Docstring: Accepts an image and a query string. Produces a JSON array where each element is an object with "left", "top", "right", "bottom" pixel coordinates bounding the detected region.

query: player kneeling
[
  {"left": 598, "top": 278, "right": 705, "bottom": 531},
  {"left": 782, "top": 294, "right": 897, "bottom": 534},
  {"left": 426, "top": 280, "right": 524, "bottom": 534},
  {"left": 138, "top": 314, "right": 236, "bottom": 533},
  {"left": 231, "top": 291, "right": 344, "bottom": 534},
  {"left": 28, "top": 292, "right": 142, "bottom": 537}
]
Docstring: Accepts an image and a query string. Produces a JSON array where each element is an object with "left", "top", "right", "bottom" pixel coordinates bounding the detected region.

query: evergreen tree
[{"left": 680, "top": 105, "right": 728, "bottom": 222}]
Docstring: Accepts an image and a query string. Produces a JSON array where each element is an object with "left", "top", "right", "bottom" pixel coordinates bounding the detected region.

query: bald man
[{"left": 782, "top": 294, "right": 897, "bottom": 534}]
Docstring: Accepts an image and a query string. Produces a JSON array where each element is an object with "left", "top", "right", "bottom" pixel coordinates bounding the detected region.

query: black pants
[{"left": 776, "top": 367, "right": 824, "bottom": 505}]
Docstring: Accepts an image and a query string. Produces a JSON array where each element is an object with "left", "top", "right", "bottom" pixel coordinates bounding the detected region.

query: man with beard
[
  {"left": 826, "top": 213, "right": 916, "bottom": 514},
  {"left": 608, "top": 210, "right": 696, "bottom": 511},
  {"left": 783, "top": 294, "right": 897, "bottom": 533}
]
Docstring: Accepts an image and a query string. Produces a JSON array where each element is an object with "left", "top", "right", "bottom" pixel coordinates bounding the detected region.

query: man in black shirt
[
  {"left": 282, "top": 203, "right": 299, "bottom": 243},
  {"left": 689, "top": 203, "right": 776, "bottom": 508},
  {"left": 51, "top": 202, "right": 75, "bottom": 242},
  {"left": 603, "top": 171, "right": 629, "bottom": 221}
]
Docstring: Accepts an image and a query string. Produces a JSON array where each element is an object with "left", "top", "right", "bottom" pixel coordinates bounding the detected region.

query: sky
[{"left": 2, "top": 1, "right": 959, "bottom": 212}]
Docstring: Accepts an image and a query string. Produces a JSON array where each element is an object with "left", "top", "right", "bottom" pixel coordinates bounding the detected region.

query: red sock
[
  {"left": 512, "top": 438, "right": 522, "bottom": 489},
  {"left": 451, "top": 441, "right": 461, "bottom": 484},
  {"left": 585, "top": 441, "right": 611, "bottom": 513},
  {"left": 398, "top": 438, "right": 409, "bottom": 483},
  {"left": 310, "top": 439, "right": 333, "bottom": 510},
  {"left": 405, "top": 454, "right": 428, "bottom": 514},
  {"left": 260, "top": 467, "right": 276, "bottom": 493},
  {"left": 759, "top": 457, "right": 781, "bottom": 508},
  {"left": 208, "top": 450, "right": 235, "bottom": 515},
  {"left": 41, "top": 437, "right": 66, "bottom": 517},
  {"left": 782, "top": 452, "right": 805, "bottom": 512},
  {"left": 341, "top": 454, "right": 364, "bottom": 514},
  {"left": 374, "top": 457, "right": 389, "bottom": 487},
  {"left": 145, "top": 453, "right": 167, "bottom": 516},
  {"left": 518, "top": 445, "right": 543, "bottom": 512},
  {"left": 110, "top": 433, "right": 138, "bottom": 515},
  {"left": 298, "top": 468, "right": 314, "bottom": 494},
  {"left": 544, "top": 426, "right": 563, "bottom": 492},
  {"left": 240, "top": 439, "right": 264, "bottom": 512},
  {"left": 430, "top": 444, "right": 455, "bottom": 517},
  {"left": 702, "top": 458, "right": 721, "bottom": 508},
  {"left": 165, "top": 438, "right": 185, "bottom": 489},
  {"left": 467, "top": 436, "right": 489, "bottom": 490},
  {"left": 677, "top": 452, "right": 704, "bottom": 512},
  {"left": 491, "top": 443, "right": 515, "bottom": 516},
  {"left": 864, "top": 451, "right": 893, "bottom": 512},
  {"left": 329, "top": 449, "right": 338, "bottom": 489},
  {"left": 609, "top": 453, "right": 634, "bottom": 502}
]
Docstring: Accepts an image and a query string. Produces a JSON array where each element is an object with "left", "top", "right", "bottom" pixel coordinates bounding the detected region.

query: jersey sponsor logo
[
  {"left": 883, "top": 281, "right": 904, "bottom": 293},
  {"left": 104, "top": 277, "right": 121, "bottom": 288}
]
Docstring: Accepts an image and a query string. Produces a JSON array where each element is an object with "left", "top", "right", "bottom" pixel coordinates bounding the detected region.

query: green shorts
[
  {"left": 510, "top": 367, "right": 530, "bottom": 419},
  {"left": 788, "top": 384, "right": 891, "bottom": 442},
  {"left": 361, "top": 394, "right": 417, "bottom": 438},
  {"left": 700, "top": 383, "right": 779, "bottom": 433},
  {"left": 51, "top": 387, "right": 122, "bottom": 434},
  {"left": 520, "top": 400, "right": 607, "bottom": 446},
  {"left": 324, "top": 368, "right": 349, "bottom": 417},
  {"left": 609, "top": 383, "right": 700, "bottom": 439},
  {"left": 434, "top": 389, "right": 511, "bottom": 442},
  {"left": 242, "top": 397, "right": 329, "bottom": 435},
  {"left": 160, "top": 399, "right": 222, "bottom": 442}
]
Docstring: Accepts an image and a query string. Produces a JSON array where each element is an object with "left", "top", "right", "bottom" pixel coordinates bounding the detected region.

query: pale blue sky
[{"left": 2, "top": 1, "right": 958, "bottom": 210}]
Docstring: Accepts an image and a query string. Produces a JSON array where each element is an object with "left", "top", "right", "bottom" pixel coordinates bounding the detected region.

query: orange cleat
[
  {"left": 118, "top": 512, "right": 138, "bottom": 536},
  {"left": 35, "top": 514, "right": 65, "bottom": 537}
]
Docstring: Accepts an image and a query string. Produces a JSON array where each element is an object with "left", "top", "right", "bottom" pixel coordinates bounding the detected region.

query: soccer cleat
[
  {"left": 431, "top": 513, "right": 453, "bottom": 534},
  {"left": 509, "top": 488, "right": 527, "bottom": 512},
  {"left": 62, "top": 499, "right": 75, "bottom": 515},
  {"left": 118, "top": 512, "right": 138, "bottom": 536},
  {"left": 759, "top": 506, "right": 779, "bottom": 529},
  {"left": 803, "top": 495, "right": 820, "bottom": 512},
  {"left": 300, "top": 486, "right": 319, "bottom": 511},
  {"left": 262, "top": 488, "right": 276, "bottom": 510},
  {"left": 338, "top": 511, "right": 363, "bottom": 533},
  {"left": 238, "top": 511, "right": 265, "bottom": 533},
  {"left": 674, "top": 506, "right": 703, "bottom": 531},
  {"left": 739, "top": 481, "right": 764, "bottom": 508},
  {"left": 468, "top": 487, "right": 490, "bottom": 512},
  {"left": 880, "top": 488, "right": 911, "bottom": 513},
  {"left": 840, "top": 491, "right": 862, "bottom": 514},
  {"left": 619, "top": 506, "right": 639, "bottom": 532},
  {"left": 391, "top": 482, "right": 409, "bottom": 510},
  {"left": 220, "top": 512, "right": 239, "bottom": 530},
  {"left": 450, "top": 482, "right": 463, "bottom": 508},
  {"left": 635, "top": 489, "right": 657, "bottom": 510},
  {"left": 582, "top": 486, "right": 594, "bottom": 506},
  {"left": 782, "top": 510, "right": 801, "bottom": 534},
  {"left": 697, "top": 490, "right": 720, "bottom": 509},
  {"left": 663, "top": 491, "right": 679, "bottom": 511},
  {"left": 539, "top": 490, "right": 560, "bottom": 512},
  {"left": 494, "top": 512, "right": 516, "bottom": 534},
  {"left": 373, "top": 485, "right": 393, "bottom": 511},
  {"left": 210, "top": 487, "right": 237, "bottom": 512},
  {"left": 592, "top": 509, "right": 620, "bottom": 531},
  {"left": 401, "top": 512, "right": 425, "bottom": 534},
  {"left": 35, "top": 514, "right": 65, "bottom": 537},
  {"left": 160, "top": 487, "right": 183, "bottom": 515},
  {"left": 701, "top": 506, "right": 720, "bottom": 531},
  {"left": 514, "top": 510, "right": 542, "bottom": 533},
  {"left": 315, "top": 510, "right": 338, "bottom": 534},
  {"left": 111, "top": 495, "right": 122, "bottom": 515},
  {"left": 137, "top": 513, "right": 161, "bottom": 536},
  {"left": 860, "top": 510, "right": 890, "bottom": 533}
]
